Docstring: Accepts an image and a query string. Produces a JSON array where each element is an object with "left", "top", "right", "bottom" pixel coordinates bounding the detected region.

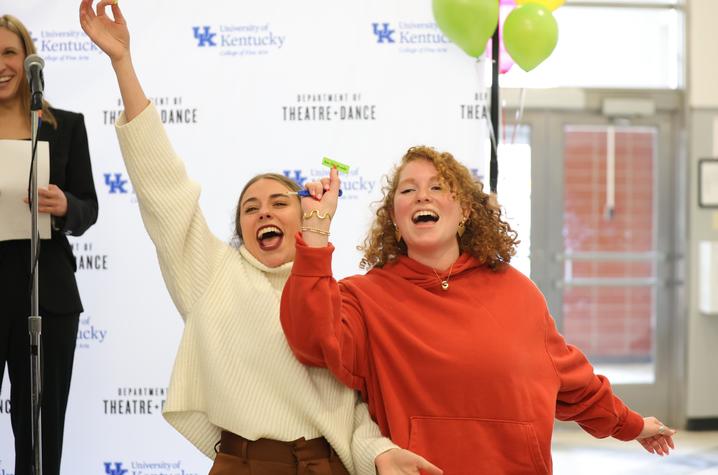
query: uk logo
[
  {"left": 103, "top": 173, "right": 129, "bottom": 194},
  {"left": 193, "top": 26, "right": 217, "bottom": 47},
  {"left": 104, "top": 462, "right": 127, "bottom": 475},
  {"left": 372, "top": 23, "right": 395, "bottom": 43},
  {"left": 283, "top": 170, "right": 308, "bottom": 187}
]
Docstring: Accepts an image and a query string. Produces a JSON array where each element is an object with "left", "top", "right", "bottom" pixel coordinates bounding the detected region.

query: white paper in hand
[{"left": 0, "top": 139, "right": 51, "bottom": 241}]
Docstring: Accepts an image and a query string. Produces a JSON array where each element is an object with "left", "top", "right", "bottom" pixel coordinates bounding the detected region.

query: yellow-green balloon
[
  {"left": 432, "top": 0, "right": 499, "bottom": 58},
  {"left": 516, "top": 0, "right": 565, "bottom": 11},
  {"left": 503, "top": 3, "right": 558, "bottom": 72}
]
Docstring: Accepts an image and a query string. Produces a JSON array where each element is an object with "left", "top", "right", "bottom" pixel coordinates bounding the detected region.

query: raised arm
[
  {"left": 280, "top": 168, "right": 370, "bottom": 388},
  {"left": 280, "top": 240, "right": 369, "bottom": 392},
  {"left": 79, "top": 0, "right": 147, "bottom": 120},
  {"left": 80, "top": 0, "right": 224, "bottom": 317}
]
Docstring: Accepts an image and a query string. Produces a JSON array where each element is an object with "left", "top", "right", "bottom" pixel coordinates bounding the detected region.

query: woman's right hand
[
  {"left": 81, "top": 0, "right": 148, "bottom": 121},
  {"left": 300, "top": 167, "right": 340, "bottom": 247},
  {"left": 301, "top": 166, "right": 340, "bottom": 219},
  {"left": 79, "top": 0, "right": 130, "bottom": 64},
  {"left": 375, "top": 448, "right": 443, "bottom": 475}
]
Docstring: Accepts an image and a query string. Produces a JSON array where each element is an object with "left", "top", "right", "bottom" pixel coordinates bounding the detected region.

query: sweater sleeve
[
  {"left": 351, "top": 399, "right": 398, "bottom": 475},
  {"left": 544, "top": 311, "right": 644, "bottom": 441},
  {"left": 280, "top": 237, "right": 370, "bottom": 394},
  {"left": 115, "top": 104, "right": 224, "bottom": 318}
]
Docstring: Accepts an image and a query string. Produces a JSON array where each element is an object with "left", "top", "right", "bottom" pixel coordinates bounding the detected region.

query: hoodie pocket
[{"left": 408, "top": 416, "right": 549, "bottom": 475}]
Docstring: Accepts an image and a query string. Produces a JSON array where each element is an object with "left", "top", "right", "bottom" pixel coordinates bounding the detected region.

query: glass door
[{"left": 521, "top": 106, "right": 681, "bottom": 423}]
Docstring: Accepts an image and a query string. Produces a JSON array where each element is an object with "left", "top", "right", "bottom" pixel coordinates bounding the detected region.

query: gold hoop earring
[
  {"left": 393, "top": 223, "right": 402, "bottom": 242},
  {"left": 457, "top": 219, "right": 466, "bottom": 238}
]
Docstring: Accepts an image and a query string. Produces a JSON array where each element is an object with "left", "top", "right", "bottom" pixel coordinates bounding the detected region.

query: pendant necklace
[{"left": 432, "top": 262, "right": 454, "bottom": 291}]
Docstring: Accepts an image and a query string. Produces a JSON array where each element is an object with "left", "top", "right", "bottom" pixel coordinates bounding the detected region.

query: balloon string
[
  {"left": 502, "top": 102, "right": 507, "bottom": 143},
  {"left": 485, "top": 109, "right": 499, "bottom": 162},
  {"left": 510, "top": 87, "right": 527, "bottom": 144},
  {"left": 476, "top": 58, "right": 499, "bottom": 178}
]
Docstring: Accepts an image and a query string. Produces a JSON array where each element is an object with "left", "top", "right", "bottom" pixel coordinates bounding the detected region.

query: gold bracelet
[
  {"left": 301, "top": 226, "right": 330, "bottom": 236},
  {"left": 303, "top": 209, "right": 332, "bottom": 221}
]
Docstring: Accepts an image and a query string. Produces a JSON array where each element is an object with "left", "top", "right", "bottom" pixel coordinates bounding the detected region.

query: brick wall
[{"left": 562, "top": 127, "right": 655, "bottom": 360}]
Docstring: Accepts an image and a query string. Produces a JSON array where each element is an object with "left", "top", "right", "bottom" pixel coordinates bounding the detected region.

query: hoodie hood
[{"left": 381, "top": 252, "right": 484, "bottom": 289}]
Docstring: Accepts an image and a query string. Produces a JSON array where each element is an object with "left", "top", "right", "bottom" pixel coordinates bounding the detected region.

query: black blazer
[{"left": 0, "top": 108, "right": 98, "bottom": 316}]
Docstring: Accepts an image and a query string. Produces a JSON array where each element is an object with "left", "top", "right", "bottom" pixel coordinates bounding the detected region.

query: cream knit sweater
[{"left": 115, "top": 104, "right": 394, "bottom": 474}]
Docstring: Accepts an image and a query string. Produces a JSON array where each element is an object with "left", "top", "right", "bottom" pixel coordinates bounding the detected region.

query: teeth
[
  {"left": 412, "top": 210, "right": 439, "bottom": 221},
  {"left": 0, "top": 77, "right": 11, "bottom": 83},
  {"left": 257, "top": 226, "right": 282, "bottom": 239}
]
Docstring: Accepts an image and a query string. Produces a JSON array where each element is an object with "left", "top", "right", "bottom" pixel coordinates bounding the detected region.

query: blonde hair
[
  {"left": 0, "top": 14, "right": 57, "bottom": 128},
  {"left": 359, "top": 146, "right": 519, "bottom": 270}
]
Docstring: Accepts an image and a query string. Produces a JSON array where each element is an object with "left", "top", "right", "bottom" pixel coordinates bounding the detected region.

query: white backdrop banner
[{"left": 0, "top": 1, "right": 491, "bottom": 474}]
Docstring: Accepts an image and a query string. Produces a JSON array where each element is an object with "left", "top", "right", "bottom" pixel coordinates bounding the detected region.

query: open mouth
[
  {"left": 0, "top": 76, "right": 13, "bottom": 85},
  {"left": 256, "top": 225, "right": 284, "bottom": 251},
  {"left": 412, "top": 210, "right": 439, "bottom": 224}
]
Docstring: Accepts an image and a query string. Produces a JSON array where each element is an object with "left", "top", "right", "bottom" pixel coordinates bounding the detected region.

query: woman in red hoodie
[{"left": 281, "top": 146, "right": 676, "bottom": 474}]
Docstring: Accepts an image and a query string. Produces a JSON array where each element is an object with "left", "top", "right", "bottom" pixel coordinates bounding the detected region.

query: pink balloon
[
  {"left": 499, "top": 45, "right": 514, "bottom": 74},
  {"left": 488, "top": 0, "right": 516, "bottom": 74}
]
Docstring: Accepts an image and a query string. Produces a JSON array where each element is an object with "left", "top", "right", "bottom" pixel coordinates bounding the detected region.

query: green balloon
[
  {"left": 433, "top": 0, "right": 499, "bottom": 58},
  {"left": 503, "top": 3, "right": 558, "bottom": 71}
]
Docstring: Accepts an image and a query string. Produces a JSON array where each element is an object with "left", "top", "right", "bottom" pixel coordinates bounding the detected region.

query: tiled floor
[{"left": 553, "top": 428, "right": 718, "bottom": 474}]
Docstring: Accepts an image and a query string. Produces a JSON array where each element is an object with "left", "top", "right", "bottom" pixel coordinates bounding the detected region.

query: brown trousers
[{"left": 208, "top": 431, "right": 351, "bottom": 475}]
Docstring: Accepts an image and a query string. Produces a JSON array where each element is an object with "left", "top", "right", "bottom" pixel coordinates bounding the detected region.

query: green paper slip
[{"left": 322, "top": 157, "right": 350, "bottom": 174}]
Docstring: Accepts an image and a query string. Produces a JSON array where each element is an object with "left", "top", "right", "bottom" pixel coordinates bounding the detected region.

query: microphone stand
[{"left": 29, "top": 90, "right": 44, "bottom": 475}]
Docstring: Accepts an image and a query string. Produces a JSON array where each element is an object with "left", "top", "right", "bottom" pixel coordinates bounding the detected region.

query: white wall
[
  {"left": 688, "top": 0, "right": 718, "bottom": 108},
  {"left": 685, "top": 0, "right": 718, "bottom": 420}
]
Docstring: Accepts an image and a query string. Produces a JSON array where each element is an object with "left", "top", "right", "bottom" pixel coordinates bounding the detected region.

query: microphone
[{"left": 24, "top": 54, "right": 45, "bottom": 111}]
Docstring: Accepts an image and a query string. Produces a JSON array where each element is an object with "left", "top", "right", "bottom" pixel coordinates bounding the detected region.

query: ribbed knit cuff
[
  {"left": 293, "top": 234, "right": 335, "bottom": 277},
  {"left": 612, "top": 408, "right": 645, "bottom": 441},
  {"left": 354, "top": 439, "right": 399, "bottom": 475}
]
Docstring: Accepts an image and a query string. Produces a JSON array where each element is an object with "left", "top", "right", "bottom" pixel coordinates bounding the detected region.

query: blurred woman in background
[{"left": 0, "top": 13, "right": 98, "bottom": 475}]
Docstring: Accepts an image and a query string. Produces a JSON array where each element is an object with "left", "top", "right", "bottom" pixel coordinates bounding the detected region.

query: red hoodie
[{"left": 281, "top": 240, "right": 644, "bottom": 475}]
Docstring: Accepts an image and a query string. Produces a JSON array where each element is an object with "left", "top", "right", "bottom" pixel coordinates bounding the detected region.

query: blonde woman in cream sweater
[{"left": 80, "top": 1, "right": 442, "bottom": 474}]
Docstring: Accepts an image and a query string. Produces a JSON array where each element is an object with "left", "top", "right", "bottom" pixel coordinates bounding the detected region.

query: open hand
[
  {"left": 636, "top": 416, "right": 676, "bottom": 456},
  {"left": 375, "top": 448, "right": 443, "bottom": 475},
  {"left": 79, "top": 0, "right": 130, "bottom": 64}
]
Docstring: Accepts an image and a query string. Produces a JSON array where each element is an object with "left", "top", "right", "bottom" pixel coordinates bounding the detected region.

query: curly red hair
[{"left": 359, "top": 146, "right": 519, "bottom": 270}]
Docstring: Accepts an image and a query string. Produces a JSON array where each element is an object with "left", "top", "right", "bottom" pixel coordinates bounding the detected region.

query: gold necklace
[{"left": 432, "top": 263, "right": 454, "bottom": 291}]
